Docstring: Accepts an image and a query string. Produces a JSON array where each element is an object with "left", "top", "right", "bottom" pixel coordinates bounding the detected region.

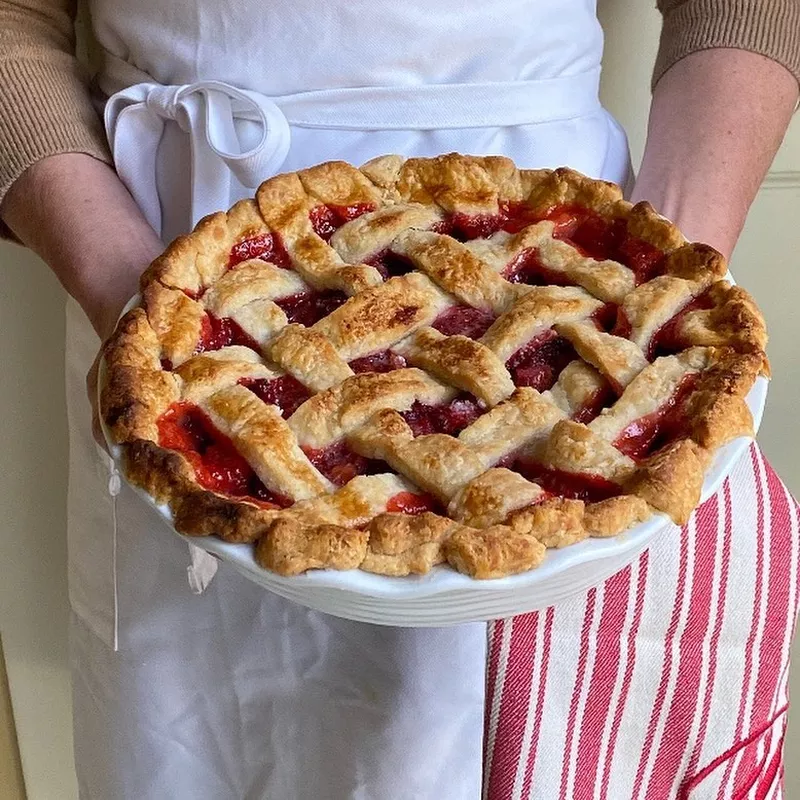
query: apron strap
[{"left": 101, "top": 56, "right": 602, "bottom": 231}]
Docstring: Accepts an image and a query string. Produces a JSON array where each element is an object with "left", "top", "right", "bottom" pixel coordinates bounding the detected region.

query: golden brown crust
[
  {"left": 445, "top": 525, "right": 547, "bottom": 579},
  {"left": 625, "top": 201, "right": 685, "bottom": 253},
  {"left": 555, "top": 320, "right": 649, "bottom": 394},
  {"left": 256, "top": 519, "right": 369, "bottom": 576},
  {"left": 397, "top": 327, "right": 515, "bottom": 407},
  {"left": 101, "top": 154, "right": 768, "bottom": 578},
  {"left": 101, "top": 309, "right": 180, "bottom": 443},
  {"left": 679, "top": 282, "right": 769, "bottom": 362},
  {"left": 448, "top": 468, "right": 546, "bottom": 528},
  {"left": 480, "top": 286, "right": 604, "bottom": 363},
  {"left": 288, "top": 369, "right": 453, "bottom": 449},
  {"left": 663, "top": 242, "right": 728, "bottom": 283},
  {"left": 310, "top": 272, "right": 450, "bottom": 360},
  {"left": 392, "top": 229, "right": 520, "bottom": 314},
  {"left": 507, "top": 497, "right": 588, "bottom": 548},
  {"left": 360, "top": 512, "right": 456, "bottom": 576},
  {"left": 122, "top": 440, "right": 276, "bottom": 543},
  {"left": 524, "top": 167, "right": 623, "bottom": 216},
  {"left": 628, "top": 439, "right": 706, "bottom": 525},
  {"left": 682, "top": 349, "right": 762, "bottom": 451},
  {"left": 583, "top": 496, "right": 652, "bottom": 537}
]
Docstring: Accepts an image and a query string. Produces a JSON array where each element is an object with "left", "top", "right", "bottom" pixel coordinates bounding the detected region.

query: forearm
[
  {"left": 0, "top": 153, "right": 163, "bottom": 338},
  {"left": 632, "top": 49, "right": 798, "bottom": 259}
]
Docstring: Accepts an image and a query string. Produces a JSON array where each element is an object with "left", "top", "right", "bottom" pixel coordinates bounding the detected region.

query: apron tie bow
[{"left": 105, "top": 80, "right": 291, "bottom": 233}]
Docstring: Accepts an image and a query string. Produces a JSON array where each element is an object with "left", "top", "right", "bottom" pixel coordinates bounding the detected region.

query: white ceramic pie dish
[{"left": 99, "top": 290, "right": 768, "bottom": 626}]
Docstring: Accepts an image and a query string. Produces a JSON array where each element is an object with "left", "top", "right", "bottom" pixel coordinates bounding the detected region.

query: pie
[{"left": 100, "top": 153, "right": 768, "bottom": 579}]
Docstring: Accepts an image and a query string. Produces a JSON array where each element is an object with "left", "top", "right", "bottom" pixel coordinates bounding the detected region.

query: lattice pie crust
[{"left": 101, "top": 154, "right": 767, "bottom": 579}]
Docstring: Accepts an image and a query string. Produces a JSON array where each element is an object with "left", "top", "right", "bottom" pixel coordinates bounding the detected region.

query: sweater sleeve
[
  {"left": 655, "top": 0, "right": 800, "bottom": 88},
  {"left": 0, "top": 0, "right": 110, "bottom": 207}
]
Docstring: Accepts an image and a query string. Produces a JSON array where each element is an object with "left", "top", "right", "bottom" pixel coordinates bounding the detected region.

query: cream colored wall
[
  {"left": 0, "top": 4, "right": 798, "bottom": 798},
  {"left": 0, "top": 246, "right": 76, "bottom": 799}
]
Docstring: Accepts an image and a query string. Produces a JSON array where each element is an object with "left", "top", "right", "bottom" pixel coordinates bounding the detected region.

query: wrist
[
  {"left": 2, "top": 153, "right": 163, "bottom": 338},
  {"left": 630, "top": 171, "right": 745, "bottom": 260}
]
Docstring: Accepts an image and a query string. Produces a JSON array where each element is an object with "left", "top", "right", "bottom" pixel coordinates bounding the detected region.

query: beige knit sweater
[{"left": 1, "top": 0, "right": 799, "bottom": 206}]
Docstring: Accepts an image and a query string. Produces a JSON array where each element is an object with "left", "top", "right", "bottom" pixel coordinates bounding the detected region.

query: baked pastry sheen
[{"left": 101, "top": 154, "right": 768, "bottom": 579}]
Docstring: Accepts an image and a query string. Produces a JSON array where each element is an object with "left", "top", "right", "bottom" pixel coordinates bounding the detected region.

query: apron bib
[{"left": 67, "top": 2, "right": 797, "bottom": 798}]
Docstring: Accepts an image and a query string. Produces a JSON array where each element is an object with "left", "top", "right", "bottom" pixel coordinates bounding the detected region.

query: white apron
[{"left": 66, "top": 2, "right": 631, "bottom": 797}]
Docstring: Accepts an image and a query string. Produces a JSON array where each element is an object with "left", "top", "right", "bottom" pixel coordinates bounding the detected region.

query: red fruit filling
[
  {"left": 617, "top": 237, "right": 665, "bottom": 285},
  {"left": 303, "top": 440, "right": 388, "bottom": 486},
  {"left": 400, "top": 395, "right": 483, "bottom": 437},
  {"left": 197, "top": 314, "right": 260, "bottom": 353},
  {"left": 506, "top": 329, "right": 577, "bottom": 391},
  {"left": 611, "top": 309, "right": 633, "bottom": 339},
  {"left": 239, "top": 374, "right": 310, "bottom": 418},
  {"left": 349, "top": 350, "right": 408, "bottom": 374},
  {"left": 157, "top": 403, "right": 291, "bottom": 507},
  {"left": 497, "top": 201, "right": 542, "bottom": 234},
  {"left": 309, "top": 203, "right": 376, "bottom": 241},
  {"left": 541, "top": 206, "right": 666, "bottom": 284},
  {"left": 364, "top": 249, "right": 416, "bottom": 280},
  {"left": 547, "top": 206, "right": 624, "bottom": 259},
  {"left": 449, "top": 202, "right": 547, "bottom": 240},
  {"left": 275, "top": 289, "right": 348, "bottom": 327},
  {"left": 591, "top": 302, "right": 619, "bottom": 331},
  {"left": 572, "top": 386, "right": 616, "bottom": 424},
  {"left": 386, "top": 491, "right": 440, "bottom": 515},
  {"left": 647, "top": 291, "right": 715, "bottom": 359},
  {"left": 612, "top": 373, "right": 699, "bottom": 460},
  {"left": 512, "top": 459, "right": 623, "bottom": 503},
  {"left": 229, "top": 232, "right": 291, "bottom": 269},
  {"left": 502, "top": 247, "right": 575, "bottom": 287},
  {"left": 450, "top": 211, "right": 508, "bottom": 241},
  {"left": 431, "top": 305, "right": 496, "bottom": 339}
]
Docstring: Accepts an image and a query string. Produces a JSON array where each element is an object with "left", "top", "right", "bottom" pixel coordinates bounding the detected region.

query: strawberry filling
[
  {"left": 385, "top": 491, "right": 440, "bottom": 514},
  {"left": 239, "top": 375, "right": 310, "bottom": 418},
  {"left": 448, "top": 202, "right": 543, "bottom": 240},
  {"left": 502, "top": 247, "right": 576, "bottom": 287},
  {"left": 197, "top": 314, "right": 261, "bottom": 353},
  {"left": 229, "top": 232, "right": 292, "bottom": 269},
  {"left": 572, "top": 386, "right": 616, "bottom": 424},
  {"left": 365, "top": 250, "right": 416, "bottom": 280},
  {"left": 591, "top": 302, "right": 619, "bottom": 331},
  {"left": 274, "top": 289, "right": 348, "bottom": 327},
  {"left": 302, "top": 440, "right": 389, "bottom": 486},
  {"left": 349, "top": 350, "right": 408, "bottom": 374},
  {"left": 616, "top": 237, "right": 665, "bottom": 285},
  {"left": 309, "top": 203, "right": 376, "bottom": 241},
  {"left": 401, "top": 395, "right": 484, "bottom": 437},
  {"left": 431, "top": 305, "right": 496, "bottom": 339},
  {"left": 647, "top": 291, "right": 715, "bottom": 358},
  {"left": 506, "top": 329, "right": 577, "bottom": 391},
  {"left": 612, "top": 373, "right": 699, "bottom": 459},
  {"left": 512, "top": 459, "right": 623, "bottom": 503},
  {"left": 157, "top": 403, "right": 291, "bottom": 507},
  {"left": 542, "top": 206, "right": 665, "bottom": 283}
]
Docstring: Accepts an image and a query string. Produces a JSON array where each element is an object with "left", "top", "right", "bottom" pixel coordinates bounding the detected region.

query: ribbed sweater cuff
[
  {"left": 654, "top": 0, "right": 800, "bottom": 89},
  {"left": 0, "top": 52, "right": 111, "bottom": 205}
]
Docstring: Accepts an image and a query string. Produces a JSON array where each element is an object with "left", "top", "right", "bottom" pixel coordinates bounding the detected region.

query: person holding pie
[{"left": 1, "top": 1, "right": 799, "bottom": 797}]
